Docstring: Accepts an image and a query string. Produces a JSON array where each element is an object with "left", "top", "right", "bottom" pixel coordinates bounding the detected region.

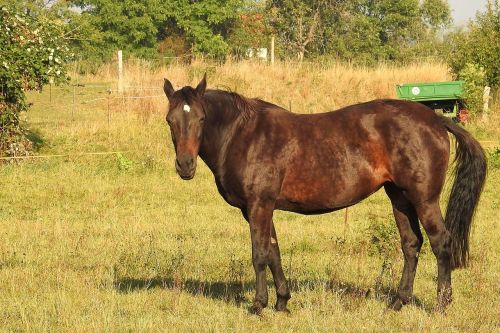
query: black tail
[{"left": 440, "top": 117, "right": 487, "bottom": 269}]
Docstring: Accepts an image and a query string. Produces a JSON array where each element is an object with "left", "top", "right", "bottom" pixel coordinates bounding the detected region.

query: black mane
[{"left": 205, "top": 89, "right": 284, "bottom": 122}]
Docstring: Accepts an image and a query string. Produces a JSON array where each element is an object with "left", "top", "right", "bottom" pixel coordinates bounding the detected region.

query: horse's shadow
[
  {"left": 114, "top": 276, "right": 432, "bottom": 312},
  {"left": 323, "top": 280, "right": 431, "bottom": 312},
  {"left": 114, "top": 277, "right": 249, "bottom": 305}
]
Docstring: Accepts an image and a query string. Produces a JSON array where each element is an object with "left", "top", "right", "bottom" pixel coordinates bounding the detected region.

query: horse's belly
[{"left": 276, "top": 167, "right": 386, "bottom": 213}]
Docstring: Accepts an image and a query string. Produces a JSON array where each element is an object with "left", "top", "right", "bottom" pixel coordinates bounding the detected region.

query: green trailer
[{"left": 396, "top": 81, "right": 467, "bottom": 121}]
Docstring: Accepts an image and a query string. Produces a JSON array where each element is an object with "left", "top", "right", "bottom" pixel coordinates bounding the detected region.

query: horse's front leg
[
  {"left": 269, "top": 221, "right": 291, "bottom": 312},
  {"left": 246, "top": 199, "right": 275, "bottom": 315}
]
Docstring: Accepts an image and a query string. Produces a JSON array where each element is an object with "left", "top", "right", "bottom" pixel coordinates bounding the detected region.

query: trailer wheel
[{"left": 458, "top": 108, "right": 469, "bottom": 124}]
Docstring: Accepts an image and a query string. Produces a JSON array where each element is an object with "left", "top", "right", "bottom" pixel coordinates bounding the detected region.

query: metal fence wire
[{"left": 29, "top": 82, "right": 167, "bottom": 123}]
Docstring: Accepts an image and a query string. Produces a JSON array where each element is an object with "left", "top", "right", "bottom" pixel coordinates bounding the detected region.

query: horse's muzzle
[{"left": 175, "top": 155, "right": 196, "bottom": 180}]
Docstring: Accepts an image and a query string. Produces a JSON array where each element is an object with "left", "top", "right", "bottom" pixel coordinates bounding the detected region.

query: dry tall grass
[{"left": 72, "top": 59, "right": 451, "bottom": 119}]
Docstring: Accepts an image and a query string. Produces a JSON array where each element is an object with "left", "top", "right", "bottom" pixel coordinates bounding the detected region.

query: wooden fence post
[
  {"left": 107, "top": 89, "right": 111, "bottom": 127},
  {"left": 49, "top": 77, "right": 53, "bottom": 104},
  {"left": 72, "top": 85, "right": 76, "bottom": 121},
  {"left": 117, "top": 50, "right": 123, "bottom": 94}
]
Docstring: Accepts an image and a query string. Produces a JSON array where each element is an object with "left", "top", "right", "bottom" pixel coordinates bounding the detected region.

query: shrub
[
  {"left": 459, "top": 63, "right": 487, "bottom": 116},
  {"left": 116, "top": 153, "right": 134, "bottom": 172},
  {"left": 0, "top": 5, "right": 71, "bottom": 157},
  {"left": 366, "top": 214, "right": 399, "bottom": 259},
  {"left": 488, "top": 147, "right": 500, "bottom": 169}
]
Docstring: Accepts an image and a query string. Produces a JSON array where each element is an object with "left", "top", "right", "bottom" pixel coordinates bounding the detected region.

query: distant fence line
[
  {"left": 35, "top": 86, "right": 165, "bottom": 109},
  {"left": 25, "top": 82, "right": 169, "bottom": 129},
  {"left": 48, "top": 84, "right": 163, "bottom": 91},
  {"left": 45, "top": 85, "right": 164, "bottom": 106},
  {"left": 0, "top": 150, "right": 136, "bottom": 161}
]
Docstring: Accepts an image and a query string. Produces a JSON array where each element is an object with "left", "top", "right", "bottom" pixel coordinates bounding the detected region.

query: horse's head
[{"left": 163, "top": 75, "right": 207, "bottom": 180}]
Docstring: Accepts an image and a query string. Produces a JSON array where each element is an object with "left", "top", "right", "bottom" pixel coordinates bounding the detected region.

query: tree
[
  {"left": 266, "top": 0, "right": 345, "bottom": 61},
  {"left": 266, "top": 0, "right": 451, "bottom": 63},
  {"left": 337, "top": 0, "right": 451, "bottom": 62},
  {"left": 70, "top": 0, "right": 167, "bottom": 60},
  {"left": 70, "top": 0, "right": 243, "bottom": 61},
  {"left": 0, "top": 4, "right": 71, "bottom": 156},
  {"left": 226, "top": 1, "right": 269, "bottom": 59},
  {"left": 421, "top": 0, "right": 452, "bottom": 30},
  {"left": 447, "top": 0, "right": 499, "bottom": 88},
  {"left": 161, "top": 0, "right": 243, "bottom": 60}
]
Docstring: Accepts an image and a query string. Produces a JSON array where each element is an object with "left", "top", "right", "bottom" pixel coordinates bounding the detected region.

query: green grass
[{"left": 0, "top": 86, "right": 499, "bottom": 332}]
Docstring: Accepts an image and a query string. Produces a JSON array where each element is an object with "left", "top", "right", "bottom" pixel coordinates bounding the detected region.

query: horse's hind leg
[
  {"left": 414, "top": 199, "right": 452, "bottom": 312},
  {"left": 385, "top": 183, "right": 423, "bottom": 310}
]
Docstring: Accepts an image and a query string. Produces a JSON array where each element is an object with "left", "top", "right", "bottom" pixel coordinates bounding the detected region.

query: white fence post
[
  {"left": 482, "top": 86, "right": 490, "bottom": 121},
  {"left": 270, "top": 36, "right": 275, "bottom": 65},
  {"left": 117, "top": 50, "right": 123, "bottom": 94}
]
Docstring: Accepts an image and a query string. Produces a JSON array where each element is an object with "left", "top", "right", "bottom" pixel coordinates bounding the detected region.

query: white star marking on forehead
[{"left": 183, "top": 104, "right": 191, "bottom": 113}]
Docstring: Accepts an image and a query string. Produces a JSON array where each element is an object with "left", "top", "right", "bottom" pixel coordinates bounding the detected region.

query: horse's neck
[{"left": 198, "top": 96, "right": 241, "bottom": 176}]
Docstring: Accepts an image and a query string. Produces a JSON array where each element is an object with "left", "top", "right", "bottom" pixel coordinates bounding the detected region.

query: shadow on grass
[
  {"left": 324, "top": 280, "right": 432, "bottom": 312},
  {"left": 115, "top": 277, "right": 248, "bottom": 305},
  {"left": 114, "top": 276, "right": 432, "bottom": 312},
  {"left": 25, "top": 128, "right": 45, "bottom": 151}
]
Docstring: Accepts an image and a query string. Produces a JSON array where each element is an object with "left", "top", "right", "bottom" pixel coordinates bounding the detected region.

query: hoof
[
  {"left": 275, "top": 297, "right": 290, "bottom": 314},
  {"left": 389, "top": 299, "right": 403, "bottom": 311},
  {"left": 435, "top": 290, "right": 452, "bottom": 313},
  {"left": 275, "top": 307, "right": 291, "bottom": 315},
  {"left": 249, "top": 303, "right": 264, "bottom": 315},
  {"left": 275, "top": 303, "right": 291, "bottom": 314}
]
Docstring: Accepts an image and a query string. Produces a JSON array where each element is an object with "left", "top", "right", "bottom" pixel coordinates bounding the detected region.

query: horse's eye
[{"left": 199, "top": 118, "right": 205, "bottom": 124}]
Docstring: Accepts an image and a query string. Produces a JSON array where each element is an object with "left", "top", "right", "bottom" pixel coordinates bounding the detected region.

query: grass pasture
[{"left": 0, "top": 61, "right": 499, "bottom": 332}]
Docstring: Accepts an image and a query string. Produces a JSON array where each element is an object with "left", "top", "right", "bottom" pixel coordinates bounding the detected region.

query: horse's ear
[
  {"left": 163, "top": 79, "right": 175, "bottom": 100},
  {"left": 195, "top": 73, "right": 207, "bottom": 96}
]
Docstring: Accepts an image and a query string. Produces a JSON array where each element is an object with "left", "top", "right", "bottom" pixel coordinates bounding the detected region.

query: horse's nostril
[{"left": 176, "top": 156, "right": 195, "bottom": 170}]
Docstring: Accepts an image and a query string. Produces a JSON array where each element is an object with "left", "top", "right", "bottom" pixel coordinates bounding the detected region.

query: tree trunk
[
  {"left": 297, "top": 7, "right": 320, "bottom": 62},
  {"left": 298, "top": 50, "right": 304, "bottom": 61}
]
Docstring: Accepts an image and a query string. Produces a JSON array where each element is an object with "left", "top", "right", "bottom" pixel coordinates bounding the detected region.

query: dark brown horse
[{"left": 163, "top": 75, "right": 486, "bottom": 314}]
